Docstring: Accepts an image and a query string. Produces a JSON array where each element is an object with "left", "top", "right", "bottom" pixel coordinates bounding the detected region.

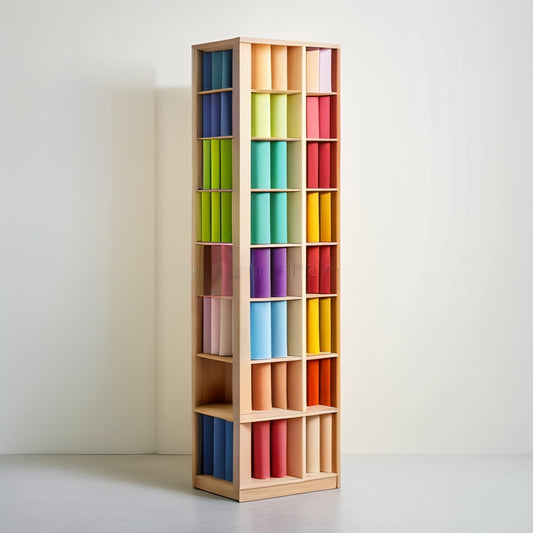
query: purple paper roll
[
  {"left": 251, "top": 249, "right": 271, "bottom": 298},
  {"left": 271, "top": 247, "right": 287, "bottom": 297}
]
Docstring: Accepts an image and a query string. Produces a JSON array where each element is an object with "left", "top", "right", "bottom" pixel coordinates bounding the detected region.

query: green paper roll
[
  {"left": 270, "top": 192, "right": 287, "bottom": 244},
  {"left": 251, "top": 192, "right": 270, "bottom": 244},
  {"left": 271, "top": 94, "right": 287, "bottom": 138},
  {"left": 270, "top": 142, "right": 287, "bottom": 189},
  {"left": 251, "top": 93, "right": 270, "bottom": 138},
  {"left": 201, "top": 192, "right": 211, "bottom": 242},
  {"left": 221, "top": 192, "right": 232, "bottom": 243},
  {"left": 220, "top": 140, "right": 232, "bottom": 189},
  {"left": 251, "top": 141, "right": 270, "bottom": 189},
  {"left": 211, "top": 192, "right": 221, "bottom": 242},
  {"left": 211, "top": 139, "right": 220, "bottom": 189},
  {"left": 196, "top": 193, "right": 202, "bottom": 241},
  {"left": 202, "top": 140, "right": 211, "bottom": 189}
]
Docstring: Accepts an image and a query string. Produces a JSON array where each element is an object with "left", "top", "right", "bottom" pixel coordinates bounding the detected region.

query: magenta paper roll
[
  {"left": 251, "top": 248, "right": 271, "bottom": 298},
  {"left": 271, "top": 247, "right": 287, "bottom": 297}
]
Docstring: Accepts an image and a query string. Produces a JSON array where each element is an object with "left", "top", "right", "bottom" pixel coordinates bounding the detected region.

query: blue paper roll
[
  {"left": 251, "top": 141, "right": 270, "bottom": 189},
  {"left": 212, "top": 51, "right": 223, "bottom": 90},
  {"left": 221, "top": 92, "right": 232, "bottom": 136},
  {"left": 202, "top": 415, "right": 214, "bottom": 475},
  {"left": 221, "top": 50, "right": 232, "bottom": 89},
  {"left": 271, "top": 300, "right": 288, "bottom": 358},
  {"left": 202, "top": 52, "right": 212, "bottom": 91},
  {"left": 225, "top": 421, "right": 233, "bottom": 482},
  {"left": 213, "top": 417, "right": 226, "bottom": 479},
  {"left": 250, "top": 302, "right": 272, "bottom": 359},
  {"left": 211, "top": 93, "right": 221, "bottom": 137},
  {"left": 202, "top": 95, "right": 212, "bottom": 138}
]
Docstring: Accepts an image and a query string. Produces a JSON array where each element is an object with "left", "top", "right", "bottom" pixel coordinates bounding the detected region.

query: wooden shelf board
[
  {"left": 252, "top": 137, "right": 301, "bottom": 142},
  {"left": 197, "top": 136, "right": 234, "bottom": 140},
  {"left": 197, "top": 88, "right": 233, "bottom": 95},
  {"left": 250, "top": 356, "right": 302, "bottom": 365},
  {"left": 240, "top": 408, "right": 304, "bottom": 423},
  {"left": 197, "top": 294, "right": 233, "bottom": 300},
  {"left": 195, "top": 242, "right": 233, "bottom": 246},
  {"left": 194, "top": 475, "right": 236, "bottom": 500},
  {"left": 194, "top": 403, "right": 233, "bottom": 422},
  {"left": 304, "top": 405, "right": 338, "bottom": 416},
  {"left": 306, "top": 92, "right": 337, "bottom": 96},
  {"left": 251, "top": 188, "right": 301, "bottom": 192},
  {"left": 196, "top": 189, "right": 233, "bottom": 192},
  {"left": 306, "top": 138, "right": 338, "bottom": 142},
  {"left": 306, "top": 188, "right": 338, "bottom": 192},
  {"left": 251, "top": 243, "right": 301, "bottom": 248},
  {"left": 306, "top": 293, "right": 338, "bottom": 298},
  {"left": 196, "top": 353, "right": 233, "bottom": 364},
  {"left": 251, "top": 89, "right": 301, "bottom": 95},
  {"left": 305, "top": 242, "right": 338, "bottom": 246},
  {"left": 306, "top": 352, "right": 338, "bottom": 360},
  {"left": 250, "top": 296, "right": 301, "bottom": 302}
]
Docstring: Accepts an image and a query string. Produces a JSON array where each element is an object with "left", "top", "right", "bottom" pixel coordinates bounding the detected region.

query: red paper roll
[
  {"left": 307, "top": 246, "right": 320, "bottom": 294},
  {"left": 319, "top": 96, "right": 331, "bottom": 139},
  {"left": 319, "top": 246, "right": 331, "bottom": 294},
  {"left": 307, "top": 360, "right": 319, "bottom": 406},
  {"left": 319, "top": 358, "right": 331, "bottom": 406},
  {"left": 318, "top": 142, "right": 331, "bottom": 188},
  {"left": 307, "top": 142, "right": 319, "bottom": 187},
  {"left": 252, "top": 421, "right": 270, "bottom": 479},
  {"left": 270, "top": 419, "right": 287, "bottom": 478}
]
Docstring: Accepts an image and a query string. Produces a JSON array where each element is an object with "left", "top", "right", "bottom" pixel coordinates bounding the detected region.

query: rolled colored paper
[
  {"left": 211, "top": 93, "right": 221, "bottom": 137},
  {"left": 307, "top": 246, "right": 319, "bottom": 294},
  {"left": 319, "top": 358, "right": 331, "bottom": 406},
  {"left": 270, "top": 141, "right": 287, "bottom": 189},
  {"left": 319, "top": 297, "right": 332, "bottom": 353},
  {"left": 202, "top": 52, "right": 212, "bottom": 91},
  {"left": 307, "top": 192, "right": 319, "bottom": 242},
  {"left": 306, "top": 416, "right": 320, "bottom": 473},
  {"left": 224, "top": 421, "right": 233, "bottom": 481},
  {"left": 270, "top": 94, "right": 287, "bottom": 138},
  {"left": 250, "top": 248, "right": 271, "bottom": 298},
  {"left": 307, "top": 142, "right": 319, "bottom": 188},
  {"left": 210, "top": 139, "right": 220, "bottom": 188},
  {"left": 220, "top": 245, "right": 233, "bottom": 296},
  {"left": 220, "top": 91, "right": 232, "bottom": 136},
  {"left": 210, "top": 298, "right": 221, "bottom": 354},
  {"left": 319, "top": 48, "right": 332, "bottom": 93},
  {"left": 271, "top": 45, "right": 288, "bottom": 91},
  {"left": 287, "top": 46, "right": 301, "bottom": 91},
  {"left": 202, "top": 94, "right": 212, "bottom": 138},
  {"left": 270, "top": 192, "right": 287, "bottom": 244},
  {"left": 271, "top": 301, "right": 288, "bottom": 358},
  {"left": 319, "top": 246, "right": 331, "bottom": 294},
  {"left": 319, "top": 192, "right": 332, "bottom": 242},
  {"left": 252, "top": 363, "right": 272, "bottom": 410},
  {"left": 219, "top": 299, "right": 232, "bottom": 356},
  {"left": 202, "top": 297, "right": 211, "bottom": 353},
  {"left": 211, "top": 192, "right": 221, "bottom": 242},
  {"left": 251, "top": 43, "right": 271, "bottom": 90},
  {"left": 318, "top": 96, "right": 331, "bottom": 139},
  {"left": 306, "top": 49, "right": 320, "bottom": 93},
  {"left": 202, "top": 415, "right": 214, "bottom": 475},
  {"left": 287, "top": 94, "right": 301, "bottom": 138},
  {"left": 320, "top": 414, "right": 333, "bottom": 473},
  {"left": 250, "top": 302, "right": 271, "bottom": 360},
  {"left": 212, "top": 51, "right": 223, "bottom": 90},
  {"left": 220, "top": 140, "right": 232, "bottom": 189},
  {"left": 210, "top": 244, "right": 222, "bottom": 295},
  {"left": 251, "top": 141, "right": 270, "bottom": 189},
  {"left": 221, "top": 192, "right": 232, "bottom": 242},
  {"left": 271, "top": 247, "right": 287, "bottom": 297},
  {"left": 271, "top": 361, "right": 287, "bottom": 409},
  {"left": 203, "top": 245, "right": 212, "bottom": 294},
  {"left": 251, "top": 192, "right": 270, "bottom": 244},
  {"left": 213, "top": 417, "right": 226, "bottom": 479},
  {"left": 251, "top": 93, "right": 270, "bottom": 138},
  {"left": 195, "top": 193, "right": 202, "bottom": 241},
  {"left": 318, "top": 142, "right": 331, "bottom": 188},
  {"left": 307, "top": 360, "right": 319, "bottom": 406},
  {"left": 270, "top": 419, "right": 288, "bottom": 478},
  {"left": 306, "top": 96, "right": 319, "bottom": 138},
  {"left": 252, "top": 421, "right": 270, "bottom": 479},
  {"left": 221, "top": 50, "right": 232, "bottom": 89},
  {"left": 202, "top": 140, "right": 211, "bottom": 189},
  {"left": 307, "top": 298, "right": 320, "bottom": 354},
  {"left": 201, "top": 192, "right": 211, "bottom": 242}
]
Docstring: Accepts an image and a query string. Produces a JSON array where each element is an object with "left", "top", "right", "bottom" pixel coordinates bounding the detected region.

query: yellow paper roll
[
  {"left": 307, "top": 192, "right": 319, "bottom": 243},
  {"left": 319, "top": 297, "right": 331, "bottom": 353},
  {"left": 319, "top": 192, "right": 331, "bottom": 242},
  {"left": 306, "top": 415, "right": 320, "bottom": 473},
  {"left": 320, "top": 414, "right": 333, "bottom": 473},
  {"left": 307, "top": 298, "right": 320, "bottom": 354}
]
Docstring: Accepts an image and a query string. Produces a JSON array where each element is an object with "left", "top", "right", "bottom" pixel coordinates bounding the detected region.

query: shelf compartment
[
  {"left": 306, "top": 413, "right": 336, "bottom": 475},
  {"left": 251, "top": 141, "right": 302, "bottom": 190},
  {"left": 251, "top": 44, "right": 303, "bottom": 91},
  {"left": 306, "top": 141, "right": 338, "bottom": 189},
  {"left": 195, "top": 357, "right": 232, "bottom": 406},
  {"left": 306, "top": 357, "right": 338, "bottom": 408}
]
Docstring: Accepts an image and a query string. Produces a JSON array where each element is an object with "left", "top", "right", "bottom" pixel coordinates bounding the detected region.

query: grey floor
[{"left": 0, "top": 455, "right": 532, "bottom": 533}]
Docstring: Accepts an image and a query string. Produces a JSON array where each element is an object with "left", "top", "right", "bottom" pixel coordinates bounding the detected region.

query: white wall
[{"left": 1, "top": 0, "right": 532, "bottom": 454}]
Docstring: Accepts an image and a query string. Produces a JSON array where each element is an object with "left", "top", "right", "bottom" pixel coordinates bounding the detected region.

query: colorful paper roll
[
  {"left": 319, "top": 297, "right": 331, "bottom": 353},
  {"left": 271, "top": 300, "right": 288, "bottom": 358},
  {"left": 271, "top": 247, "right": 287, "bottom": 297},
  {"left": 211, "top": 93, "right": 221, "bottom": 137},
  {"left": 250, "top": 302, "right": 271, "bottom": 359},
  {"left": 211, "top": 191, "right": 221, "bottom": 242},
  {"left": 220, "top": 91, "right": 232, "bottom": 136},
  {"left": 251, "top": 44, "right": 271, "bottom": 90},
  {"left": 252, "top": 363, "right": 272, "bottom": 410},
  {"left": 306, "top": 415, "right": 320, "bottom": 473},
  {"left": 210, "top": 298, "right": 220, "bottom": 354},
  {"left": 202, "top": 94, "right": 212, "bottom": 137},
  {"left": 318, "top": 142, "right": 331, "bottom": 188},
  {"left": 252, "top": 93, "right": 270, "bottom": 138},
  {"left": 202, "top": 52, "right": 212, "bottom": 91},
  {"left": 219, "top": 299, "right": 232, "bottom": 356},
  {"left": 210, "top": 139, "right": 220, "bottom": 188},
  {"left": 221, "top": 192, "right": 232, "bottom": 242},
  {"left": 202, "top": 297, "right": 211, "bottom": 353},
  {"left": 319, "top": 96, "right": 331, "bottom": 138},
  {"left": 213, "top": 417, "right": 226, "bottom": 479},
  {"left": 220, "top": 245, "right": 233, "bottom": 296},
  {"left": 319, "top": 246, "right": 331, "bottom": 294},
  {"left": 210, "top": 245, "right": 222, "bottom": 295},
  {"left": 224, "top": 421, "right": 233, "bottom": 481},
  {"left": 271, "top": 361, "right": 287, "bottom": 409},
  {"left": 270, "top": 141, "right": 287, "bottom": 189},
  {"left": 307, "top": 298, "right": 320, "bottom": 354},
  {"left": 220, "top": 139, "right": 232, "bottom": 189},
  {"left": 307, "top": 246, "right": 319, "bottom": 294},
  {"left": 212, "top": 51, "right": 223, "bottom": 90},
  {"left": 307, "top": 359, "right": 319, "bottom": 406},
  {"left": 320, "top": 414, "right": 333, "bottom": 473},
  {"left": 307, "top": 192, "right": 319, "bottom": 242},
  {"left": 319, "top": 192, "right": 331, "bottom": 242},
  {"left": 250, "top": 248, "right": 271, "bottom": 298},
  {"left": 271, "top": 94, "right": 287, "bottom": 138},
  {"left": 251, "top": 141, "right": 270, "bottom": 189},
  {"left": 251, "top": 192, "right": 270, "bottom": 244},
  {"left": 201, "top": 192, "right": 211, "bottom": 241},
  {"left": 307, "top": 142, "right": 319, "bottom": 188},
  {"left": 306, "top": 96, "right": 319, "bottom": 138},
  {"left": 202, "top": 140, "right": 211, "bottom": 189},
  {"left": 319, "top": 49, "right": 332, "bottom": 93},
  {"left": 271, "top": 45, "right": 288, "bottom": 91},
  {"left": 271, "top": 419, "right": 287, "bottom": 478},
  {"left": 270, "top": 192, "right": 287, "bottom": 244},
  {"left": 252, "top": 421, "right": 270, "bottom": 479},
  {"left": 202, "top": 415, "right": 214, "bottom": 475},
  {"left": 221, "top": 50, "right": 232, "bottom": 89},
  {"left": 319, "top": 358, "right": 331, "bottom": 406}
]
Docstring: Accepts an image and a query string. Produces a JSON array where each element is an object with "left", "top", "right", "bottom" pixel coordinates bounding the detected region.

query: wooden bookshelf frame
[{"left": 192, "top": 37, "right": 340, "bottom": 502}]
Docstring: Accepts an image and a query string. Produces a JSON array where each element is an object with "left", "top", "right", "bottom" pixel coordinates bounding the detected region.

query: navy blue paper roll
[
  {"left": 202, "top": 52, "right": 212, "bottom": 91},
  {"left": 213, "top": 417, "right": 226, "bottom": 479},
  {"left": 221, "top": 92, "right": 232, "bottom": 136},
  {"left": 202, "top": 95, "right": 212, "bottom": 138},
  {"left": 211, "top": 93, "right": 221, "bottom": 137},
  {"left": 202, "top": 415, "right": 214, "bottom": 475},
  {"left": 251, "top": 248, "right": 271, "bottom": 298},
  {"left": 225, "top": 421, "right": 233, "bottom": 481},
  {"left": 212, "top": 51, "right": 223, "bottom": 90}
]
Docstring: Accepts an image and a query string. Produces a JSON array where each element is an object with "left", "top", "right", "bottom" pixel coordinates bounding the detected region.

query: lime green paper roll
[
  {"left": 251, "top": 192, "right": 270, "bottom": 244},
  {"left": 201, "top": 192, "right": 211, "bottom": 242},
  {"left": 221, "top": 192, "right": 232, "bottom": 243},
  {"left": 196, "top": 193, "right": 202, "bottom": 241},
  {"left": 251, "top": 141, "right": 270, "bottom": 189},
  {"left": 211, "top": 192, "right": 221, "bottom": 242},
  {"left": 211, "top": 139, "right": 220, "bottom": 189},
  {"left": 270, "top": 142, "right": 287, "bottom": 189},
  {"left": 251, "top": 93, "right": 270, "bottom": 138},
  {"left": 202, "top": 140, "right": 211, "bottom": 189},
  {"left": 220, "top": 140, "right": 232, "bottom": 189},
  {"left": 270, "top": 192, "right": 287, "bottom": 244},
  {"left": 270, "top": 94, "right": 287, "bottom": 138}
]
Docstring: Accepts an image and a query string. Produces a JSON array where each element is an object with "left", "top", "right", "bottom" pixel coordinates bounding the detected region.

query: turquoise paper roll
[
  {"left": 270, "top": 142, "right": 287, "bottom": 189},
  {"left": 270, "top": 192, "right": 287, "bottom": 244},
  {"left": 250, "top": 302, "right": 272, "bottom": 359},
  {"left": 271, "top": 300, "right": 288, "bottom": 358},
  {"left": 251, "top": 192, "right": 271, "bottom": 244},
  {"left": 251, "top": 141, "right": 270, "bottom": 189}
]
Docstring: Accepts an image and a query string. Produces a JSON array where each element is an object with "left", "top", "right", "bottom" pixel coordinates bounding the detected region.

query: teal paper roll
[
  {"left": 250, "top": 302, "right": 271, "bottom": 359},
  {"left": 251, "top": 192, "right": 271, "bottom": 244},
  {"left": 271, "top": 300, "right": 288, "bottom": 358},
  {"left": 251, "top": 141, "right": 270, "bottom": 189},
  {"left": 270, "top": 192, "right": 287, "bottom": 244},
  {"left": 270, "top": 142, "right": 287, "bottom": 189}
]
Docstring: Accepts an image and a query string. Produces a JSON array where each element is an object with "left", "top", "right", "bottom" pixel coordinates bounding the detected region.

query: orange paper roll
[
  {"left": 307, "top": 298, "right": 320, "bottom": 354},
  {"left": 271, "top": 45, "right": 288, "bottom": 91},
  {"left": 320, "top": 414, "right": 333, "bottom": 473},
  {"left": 306, "top": 415, "right": 320, "bottom": 473},
  {"left": 307, "top": 192, "right": 319, "bottom": 243},
  {"left": 319, "top": 358, "right": 331, "bottom": 406},
  {"left": 252, "top": 363, "right": 272, "bottom": 411},
  {"left": 251, "top": 44, "right": 271, "bottom": 90},
  {"left": 306, "top": 49, "right": 320, "bottom": 93},
  {"left": 307, "top": 360, "right": 319, "bottom": 406},
  {"left": 319, "top": 297, "right": 331, "bottom": 353},
  {"left": 271, "top": 362, "right": 288, "bottom": 409},
  {"left": 319, "top": 192, "right": 331, "bottom": 242}
]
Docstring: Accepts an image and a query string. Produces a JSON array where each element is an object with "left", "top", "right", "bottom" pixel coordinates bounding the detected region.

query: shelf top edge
[{"left": 192, "top": 37, "right": 341, "bottom": 50}]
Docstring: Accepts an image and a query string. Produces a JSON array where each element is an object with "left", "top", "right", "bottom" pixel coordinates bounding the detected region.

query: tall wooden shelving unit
[{"left": 192, "top": 37, "right": 340, "bottom": 502}]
